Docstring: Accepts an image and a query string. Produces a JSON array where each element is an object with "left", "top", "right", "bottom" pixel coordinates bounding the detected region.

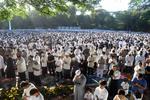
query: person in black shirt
[
  {"left": 5, "top": 54, "right": 16, "bottom": 79},
  {"left": 145, "top": 61, "right": 150, "bottom": 89},
  {"left": 47, "top": 53, "right": 55, "bottom": 76}
]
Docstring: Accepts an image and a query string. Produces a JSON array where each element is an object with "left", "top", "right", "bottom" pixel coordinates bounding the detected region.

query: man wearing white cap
[{"left": 73, "top": 69, "right": 87, "bottom": 100}]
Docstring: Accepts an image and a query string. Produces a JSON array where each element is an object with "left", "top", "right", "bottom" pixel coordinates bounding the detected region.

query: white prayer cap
[{"left": 75, "top": 69, "right": 81, "bottom": 76}]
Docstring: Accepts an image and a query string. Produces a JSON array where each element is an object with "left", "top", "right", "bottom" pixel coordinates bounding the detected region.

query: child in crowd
[{"left": 84, "top": 87, "right": 94, "bottom": 100}]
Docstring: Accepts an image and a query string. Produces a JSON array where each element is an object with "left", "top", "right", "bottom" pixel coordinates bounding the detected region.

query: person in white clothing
[
  {"left": 132, "top": 62, "right": 145, "bottom": 81},
  {"left": 41, "top": 52, "right": 48, "bottom": 77},
  {"left": 62, "top": 53, "right": 71, "bottom": 79},
  {"left": 33, "top": 60, "right": 42, "bottom": 86},
  {"left": 135, "top": 51, "right": 145, "bottom": 66},
  {"left": 16, "top": 54, "right": 27, "bottom": 81},
  {"left": 84, "top": 87, "right": 94, "bottom": 100},
  {"left": 121, "top": 78, "right": 129, "bottom": 95},
  {"left": 125, "top": 53, "right": 134, "bottom": 74},
  {"left": 27, "top": 55, "right": 34, "bottom": 82},
  {"left": 20, "top": 81, "right": 36, "bottom": 99},
  {"left": 27, "top": 88, "right": 44, "bottom": 100},
  {"left": 0, "top": 54, "right": 5, "bottom": 78},
  {"left": 97, "top": 56, "right": 105, "bottom": 78},
  {"left": 55, "top": 56, "right": 63, "bottom": 81},
  {"left": 34, "top": 53, "right": 41, "bottom": 65},
  {"left": 74, "top": 47, "right": 82, "bottom": 56},
  {"left": 94, "top": 80, "right": 108, "bottom": 100},
  {"left": 87, "top": 55, "right": 95, "bottom": 75}
]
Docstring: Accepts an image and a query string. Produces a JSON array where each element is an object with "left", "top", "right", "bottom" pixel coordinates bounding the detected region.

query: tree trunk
[{"left": 8, "top": 20, "right": 12, "bottom": 30}]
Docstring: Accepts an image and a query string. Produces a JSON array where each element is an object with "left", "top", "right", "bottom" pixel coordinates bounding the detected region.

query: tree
[
  {"left": 0, "top": 0, "right": 27, "bottom": 30},
  {"left": 129, "top": 0, "right": 150, "bottom": 10},
  {"left": 0, "top": 0, "right": 101, "bottom": 30}
]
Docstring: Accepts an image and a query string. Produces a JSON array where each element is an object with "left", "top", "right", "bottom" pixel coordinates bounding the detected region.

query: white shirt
[
  {"left": 74, "top": 48, "right": 81, "bottom": 56},
  {"left": 28, "top": 93, "right": 44, "bottom": 100},
  {"left": 135, "top": 55, "right": 145, "bottom": 65},
  {"left": 125, "top": 55, "right": 134, "bottom": 66},
  {"left": 55, "top": 59, "right": 63, "bottom": 72},
  {"left": 0, "top": 55, "right": 5, "bottom": 69},
  {"left": 87, "top": 56, "right": 95, "bottom": 68},
  {"left": 121, "top": 82, "right": 129, "bottom": 95},
  {"left": 132, "top": 65, "right": 145, "bottom": 80},
  {"left": 41, "top": 55, "right": 48, "bottom": 67},
  {"left": 16, "top": 57, "right": 27, "bottom": 73},
  {"left": 11, "top": 49, "right": 17, "bottom": 59},
  {"left": 63, "top": 56, "right": 71, "bottom": 70},
  {"left": 34, "top": 55, "right": 41, "bottom": 65},
  {"left": 84, "top": 92, "right": 94, "bottom": 100},
  {"left": 22, "top": 83, "right": 36, "bottom": 97},
  {"left": 94, "top": 87, "right": 108, "bottom": 100},
  {"left": 33, "top": 63, "right": 42, "bottom": 76}
]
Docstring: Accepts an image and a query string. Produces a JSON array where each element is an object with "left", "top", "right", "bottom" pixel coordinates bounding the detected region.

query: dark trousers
[
  {"left": 145, "top": 75, "right": 150, "bottom": 89},
  {"left": 56, "top": 72, "right": 62, "bottom": 81},
  {"left": 48, "top": 63, "right": 55, "bottom": 75},
  {"left": 34, "top": 75, "right": 41, "bottom": 86},
  {"left": 108, "top": 79, "right": 120, "bottom": 99},
  {"left": 28, "top": 72, "right": 34, "bottom": 82},
  {"left": 6, "top": 69, "right": 15, "bottom": 78},
  {"left": 0, "top": 69, "right": 5, "bottom": 78},
  {"left": 19, "top": 72, "right": 26, "bottom": 82},
  {"left": 63, "top": 69, "right": 70, "bottom": 79},
  {"left": 42, "top": 67, "right": 47, "bottom": 77},
  {"left": 87, "top": 67, "right": 94, "bottom": 75}
]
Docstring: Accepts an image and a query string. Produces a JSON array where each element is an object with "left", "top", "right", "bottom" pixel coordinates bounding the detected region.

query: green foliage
[
  {"left": 0, "top": 85, "right": 73, "bottom": 100},
  {"left": 129, "top": 0, "right": 150, "bottom": 10},
  {"left": 0, "top": 0, "right": 27, "bottom": 21},
  {"left": 0, "top": 0, "right": 100, "bottom": 21},
  {"left": 0, "top": 0, "right": 150, "bottom": 32}
]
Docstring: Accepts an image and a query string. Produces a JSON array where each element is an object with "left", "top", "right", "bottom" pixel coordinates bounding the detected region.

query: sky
[{"left": 100, "top": 0, "right": 131, "bottom": 12}]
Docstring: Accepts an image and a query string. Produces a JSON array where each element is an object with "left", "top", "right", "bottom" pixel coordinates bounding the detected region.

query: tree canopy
[
  {"left": 0, "top": 0, "right": 100, "bottom": 21},
  {"left": 0, "top": 0, "right": 150, "bottom": 32}
]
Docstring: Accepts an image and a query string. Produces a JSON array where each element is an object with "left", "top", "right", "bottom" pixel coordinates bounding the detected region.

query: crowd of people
[{"left": 0, "top": 30, "right": 150, "bottom": 100}]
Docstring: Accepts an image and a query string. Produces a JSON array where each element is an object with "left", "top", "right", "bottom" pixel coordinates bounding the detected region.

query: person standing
[
  {"left": 33, "top": 60, "right": 42, "bottom": 86},
  {"left": 94, "top": 80, "right": 108, "bottom": 100},
  {"left": 145, "top": 60, "right": 150, "bottom": 89},
  {"left": 108, "top": 65, "right": 121, "bottom": 99},
  {"left": 125, "top": 52, "right": 134, "bottom": 74},
  {"left": 27, "top": 55, "right": 34, "bottom": 82},
  {"left": 0, "top": 54, "right": 5, "bottom": 78},
  {"left": 47, "top": 53, "right": 55, "bottom": 75},
  {"left": 73, "top": 70, "right": 87, "bottom": 100},
  {"left": 132, "top": 61, "right": 145, "bottom": 81},
  {"left": 87, "top": 55, "right": 95, "bottom": 75},
  {"left": 62, "top": 53, "right": 71, "bottom": 79},
  {"left": 97, "top": 56, "right": 105, "bottom": 78},
  {"left": 55, "top": 56, "right": 63, "bottom": 81},
  {"left": 16, "top": 53, "right": 27, "bottom": 81},
  {"left": 41, "top": 52, "right": 48, "bottom": 77},
  {"left": 5, "top": 54, "right": 16, "bottom": 79}
]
